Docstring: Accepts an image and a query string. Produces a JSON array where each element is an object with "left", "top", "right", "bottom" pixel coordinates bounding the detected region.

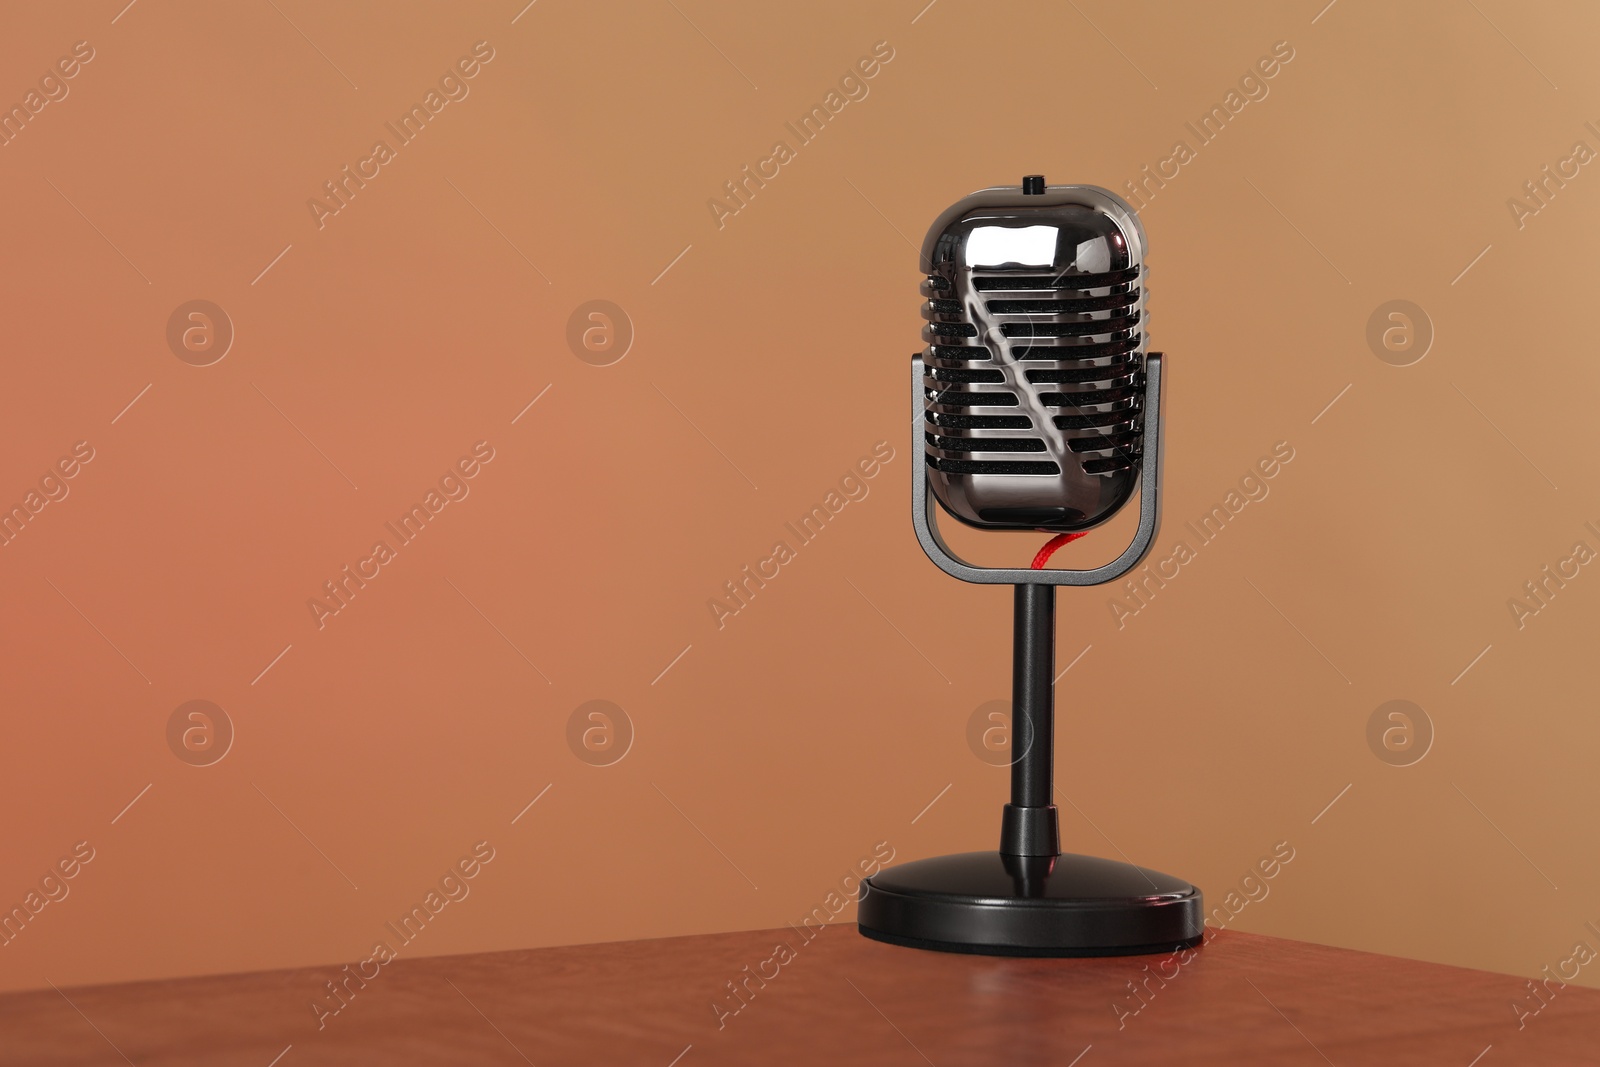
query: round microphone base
[{"left": 857, "top": 851, "right": 1203, "bottom": 958}]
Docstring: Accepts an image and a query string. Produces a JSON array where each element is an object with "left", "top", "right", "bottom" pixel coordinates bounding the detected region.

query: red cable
[{"left": 1030, "top": 531, "right": 1086, "bottom": 569}]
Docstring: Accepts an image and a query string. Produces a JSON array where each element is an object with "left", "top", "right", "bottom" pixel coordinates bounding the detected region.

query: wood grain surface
[{"left": 1, "top": 925, "right": 1594, "bottom": 1066}]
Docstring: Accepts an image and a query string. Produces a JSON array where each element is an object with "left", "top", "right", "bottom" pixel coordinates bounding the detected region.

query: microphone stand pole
[{"left": 1002, "top": 583, "right": 1059, "bottom": 863}]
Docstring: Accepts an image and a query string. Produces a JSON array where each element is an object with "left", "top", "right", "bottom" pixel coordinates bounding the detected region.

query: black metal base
[{"left": 858, "top": 851, "right": 1203, "bottom": 958}]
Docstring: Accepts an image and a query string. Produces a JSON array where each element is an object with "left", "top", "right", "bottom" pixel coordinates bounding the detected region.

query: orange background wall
[{"left": 3, "top": 0, "right": 1599, "bottom": 1000}]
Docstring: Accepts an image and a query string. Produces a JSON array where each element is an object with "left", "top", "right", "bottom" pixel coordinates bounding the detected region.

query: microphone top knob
[{"left": 1021, "top": 175, "right": 1046, "bottom": 195}]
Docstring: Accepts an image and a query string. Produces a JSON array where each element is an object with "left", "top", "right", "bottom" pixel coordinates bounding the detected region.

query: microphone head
[{"left": 921, "top": 177, "right": 1148, "bottom": 533}]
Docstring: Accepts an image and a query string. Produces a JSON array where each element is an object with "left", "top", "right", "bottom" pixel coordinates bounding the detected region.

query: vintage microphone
[{"left": 857, "top": 176, "right": 1204, "bottom": 956}]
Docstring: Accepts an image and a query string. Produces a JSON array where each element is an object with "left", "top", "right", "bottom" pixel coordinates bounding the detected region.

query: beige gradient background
[{"left": 1, "top": 0, "right": 1598, "bottom": 1007}]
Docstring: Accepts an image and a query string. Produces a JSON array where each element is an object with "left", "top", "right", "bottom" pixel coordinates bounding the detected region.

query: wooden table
[{"left": 2, "top": 925, "right": 1595, "bottom": 1065}]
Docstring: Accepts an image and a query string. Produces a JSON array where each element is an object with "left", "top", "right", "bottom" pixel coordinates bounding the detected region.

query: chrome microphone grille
[{"left": 920, "top": 179, "right": 1149, "bottom": 532}]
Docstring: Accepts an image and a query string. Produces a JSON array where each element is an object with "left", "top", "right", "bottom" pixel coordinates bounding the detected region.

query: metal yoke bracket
[{"left": 910, "top": 351, "right": 1166, "bottom": 587}]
